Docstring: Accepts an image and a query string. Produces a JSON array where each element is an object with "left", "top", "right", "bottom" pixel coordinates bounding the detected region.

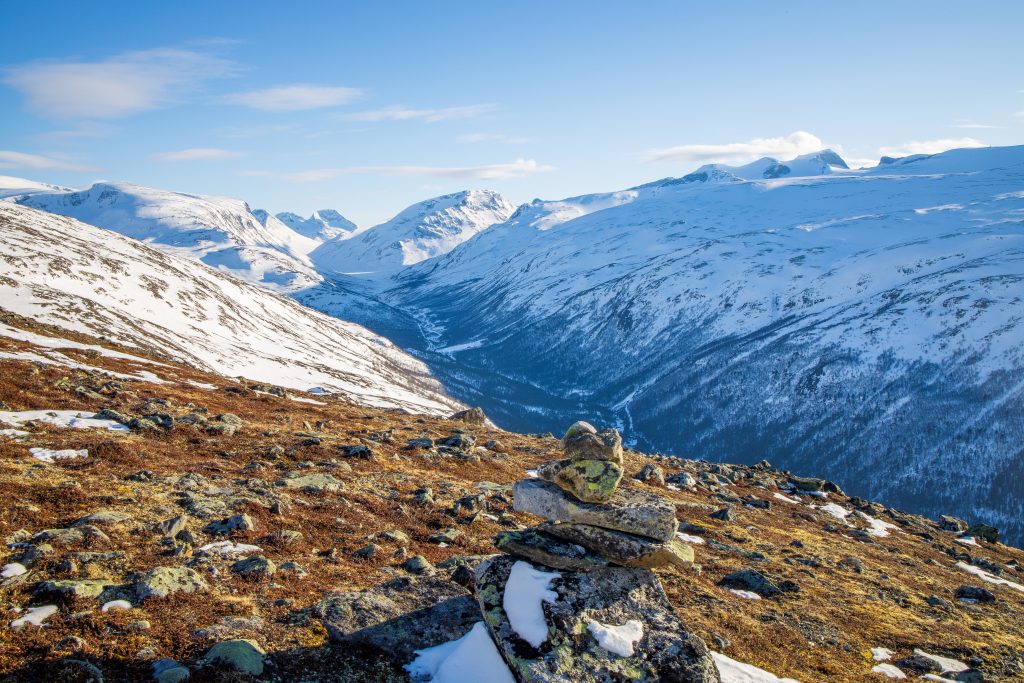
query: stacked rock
[{"left": 475, "top": 421, "right": 719, "bottom": 682}]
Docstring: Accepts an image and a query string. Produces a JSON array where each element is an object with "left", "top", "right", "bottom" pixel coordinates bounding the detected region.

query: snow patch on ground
[
  {"left": 955, "top": 562, "right": 1024, "bottom": 593},
  {"left": 711, "top": 651, "right": 800, "bottom": 682},
  {"left": 404, "top": 621, "right": 515, "bottom": 683},
  {"left": 872, "top": 663, "right": 906, "bottom": 678},
  {"left": 772, "top": 492, "right": 801, "bottom": 504},
  {"left": 503, "top": 560, "right": 560, "bottom": 648},
  {"left": 819, "top": 503, "right": 851, "bottom": 521},
  {"left": 676, "top": 532, "right": 705, "bottom": 544},
  {"left": 197, "top": 541, "right": 263, "bottom": 555},
  {"left": 728, "top": 589, "right": 763, "bottom": 600},
  {"left": 29, "top": 447, "right": 88, "bottom": 463},
  {"left": 10, "top": 605, "right": 57, "bottom": 628},
  {"left": 0, "top": 409, "right": 129, "bottom": 431},
  {"left": 586, "top": 619, "right": 644, "bottom": 657},
  {"left": 1, "top": 563, "right": 27, "bottom": 578},
  {"left": 101, "top": 600, "right": 132, "bottom": 612},
  {"left": 857, "top": 511, "right": 898, "bottom": 537},
  {"left": 871, "top": 647, "right": 894, "bottom": 661}
]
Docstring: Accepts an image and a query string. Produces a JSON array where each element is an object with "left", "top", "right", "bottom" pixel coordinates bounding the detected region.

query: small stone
[
  {"left": 204, "top": 513, "right": 255, "bottom": 535},
  {"left": 153, "top": 658, "right": 189, "bottom": 683},
  {"left": 72, "top": 511, "right": 132, "bottom": 527},
  {"left": 449, "top": 407, "right": 488, "bottom": 425},
  {"left": 199, "top": 639, "right": 265, "bottom": 676},
  {"left": 634, "top": 463, "right": 666, "bottom": 487},
  {"left": 135, "top": 566, "right": 208, "bottom": 600},
  {"left": 956, "top": 585, "right": 995, "bottom": 603},
  {"left": 35, "top": 579, "right": 115, "bottom": 601},
  {"left": 718, "top": 568, "right": 791, "bottom": 598},
  {"left": 275, "top": 472, "right": 344, "bottom": 493},
  {"left": 429, "top": 528, "right": 461, "bottom": 545},
  {"left": 154, "top": 515, "right": 189, "bottom": 538},
  {"left": 53, "top": 635, "right": 87, "bottom": 652},
  {"left": 230, "top": 556, "right": 276, "bottom": 579},
  {"left": 965, "top": 523, "right": 999, "bottom": 544},
  {"left": 940, "top": 515, "right": 968, "bottom": 532},
  {"left": 710, "top": 506, "right": 736, "bottom": 522},
  {"left": 405, "top": 438, "right": 434, "bottom": 450},
  {"left": 353, "top": 543, "right": 380, "bottom": 559},
  {"left": 537, "top": 458, "right": 624, "bottom": 503},
  {"left": 404, "top": 555, "right": 434, "bottom": 575},
  {"left": 562, "top": 424, "right": 623, "bottom": 464},
  {"left": 412, "top": 486, "right": 434, "bottom": 506},
  {"left": 378, "top": 530, "right": 411, "bottom": 545}
]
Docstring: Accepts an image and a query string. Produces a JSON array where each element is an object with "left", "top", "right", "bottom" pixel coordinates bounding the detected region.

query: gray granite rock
[
  {"left": 494, "top": 528, "right": 610, "bottom": 571},
  {"left": 540, "top": 522, "right": 694, "bottom": 570}
]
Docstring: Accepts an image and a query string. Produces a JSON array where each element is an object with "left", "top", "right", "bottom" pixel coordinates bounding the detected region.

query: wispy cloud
[
  {"left": 222, "top": 84, "right": 362, "bottom": 112},
  {"left": 344, "top": 104, "right": 496, "bottom": 123},
  {"left": 3, "top": 48, "right": 236, "bottom": 120},
  {"left": 647, "top": 131, "right": 825, "bottom": 164},
  {"left": 878, "top": 137, "right": 986, "bottom": 157},
  {"left": 458, "top": 132, "right": 528, "bottom": 145},
  {"left": 0, "top": 150, "right": 96, "bottom": 172},
  {"left": 152, "top": 147, "right": 241, "bottom": 162},
  {"left": 242, "top": 158, "right": 552, "bottom": 182},
  {"left": 950, "top": 120, "right": 999, "bottom": 130}
]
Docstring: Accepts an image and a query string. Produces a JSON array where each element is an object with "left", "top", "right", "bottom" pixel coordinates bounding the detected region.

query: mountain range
[{"left": 2, "top": 145, "right": 1022, "bottom": 541}]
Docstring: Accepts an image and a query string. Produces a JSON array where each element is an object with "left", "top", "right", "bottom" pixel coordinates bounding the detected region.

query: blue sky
[{"left": 1, "top": 1, "right": 1022, "bottom": 226}]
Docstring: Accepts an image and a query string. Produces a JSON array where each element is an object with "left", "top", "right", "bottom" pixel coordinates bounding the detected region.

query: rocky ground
[{"left": 0, "top": 309, "right": 1022, "bottom": 682}]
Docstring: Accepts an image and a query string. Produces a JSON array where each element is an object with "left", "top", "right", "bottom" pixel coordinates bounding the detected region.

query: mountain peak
[{"left": 277, "top": 209, "right": 358, "bottom": 241}]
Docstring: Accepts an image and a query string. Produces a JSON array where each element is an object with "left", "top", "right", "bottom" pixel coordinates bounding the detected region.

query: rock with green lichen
[
  {"left": 513, "top": 479, "right": 678, "bottom": 542},
  {"left": 474, "top": 554, "right": 720, "bottom": 682},
  {"left": 494, "top": 528, "right": 609, "bottom": 571},
  {"left": 537, "top": 458, "right": 624, "bottom": 503},
  {"left": 562, "top": 423, "right": 624, "bottom": 464}
]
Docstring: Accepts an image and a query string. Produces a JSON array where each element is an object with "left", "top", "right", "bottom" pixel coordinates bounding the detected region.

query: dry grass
[{"left": 0, "top": 310, "right": 1021, "bottom": 681}]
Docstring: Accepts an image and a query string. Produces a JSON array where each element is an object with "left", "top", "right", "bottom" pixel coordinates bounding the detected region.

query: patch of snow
[
  {"left": 772, "top": 492, "right": 801, "bottom": 504},
  {"left": 101, "top": 600, "right": 132, "bottom": 612},
  {"left": 503, "top": 560, "right": 560, "bottom": 648},
  {"left": 307, "top": 386, "right": 331, "bottom": 395},
  {"left": 197, "top": 541, "right": 263, "bottom": 555},
  {"left": 728, "top": 589, "right": 763, "bottom": 600},
  {"left": 857, "top": 511, "right": 898, "bottom": 537},
  {"left": 10, "top": 604, "right": 57, "bottom": 628},
  {"left": 29, "top": 447, "right": 88, "bottom": 463},
  {"left": 525, "top": 469, "right": 538, "bottom": 478},
  {"left": 955, "top": 536, "right": 979, "bottom": 546},
  {"left": 0, "top": 429, "right": 29, "bottom": 439},
  {"left": 289, "top": 395, "right": 325, "bottom": 405},
  {"left": 871, "top": 663, "right": 906, "bottom": 678},
  {"left": 1, "top": 563, "right": 27, "bottom": 578},
  {"left": 675, "top": 532, "right": 705, "bottom": 544},
  {"left": 711, "top": 651, "right": 800, "bottom": 682},
  {"left": 404, "top": 621, "right": 515, "bottom": 683},
  {"left": 955, "top": 562, "right": 1024, "bottom": 593},
  {"left": 819, "top": 503, "right": 851, "bottom": 521},
  {"left": 871, "top": 647, "right": 894, "bottom": 661},
  {"left": 587, "top": 619, "right": 644, "bottom": 657},
  {"left": 0, "top": 409, "right": 129, "bottom": 431},
  {"left": 185, "top": 380, "right": 218, "bottom": 390}
]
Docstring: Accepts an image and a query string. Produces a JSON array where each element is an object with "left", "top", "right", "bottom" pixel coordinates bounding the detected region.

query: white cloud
[
  {"left": 459, "top": 132, "right": 529, "bottom": 144},
  {"left": 950, "top": 120, "right": 999, "bottom": 129},
  {"left": 647, "top": 131, "right": 825, "bottom": 164},
  {"left": 242, "top": 158, "right": 553, "bottom": 183},
  {"left": 3, "top": 48, "right": 236, "bottom": 120},
  {"left": 152, "top": 147, "right": 241, "bottom": 162},
  {"left": 878, "top": 137, "right": 986, "bottom": 157},
  {"left": 222, "top": 84, "right": 362, "bottom": 112},
  {"left": 345, "top": 104, "right": 496, "bottom": 123},
  {"left": 0, "top": 150, "right": 96, "bottom": 172}
]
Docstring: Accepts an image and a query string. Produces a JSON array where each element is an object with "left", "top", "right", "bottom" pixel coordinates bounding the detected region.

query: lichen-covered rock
[
  {"left": 35, "top": 578, "right": 116, "bottom": 601},
  {"left": 319, "top": 575, "right": 479, "bottom": 666},
  {"left": 540, "top": 523, "right": 694, "bottom": 570},
  {"left": 562, "top": 425, "right": 623, "bottom": 464},
  {"left": 134, "top": 566, "right": 208, "bottom": 600},
  {"left": 199, "top": 639, "right": 265, "bottom": 675},
  {"left": 537, "top": 458, "right": 624, "bottom": 503},
  {"left": 494, "top": 528, "right": 609, "bottom": 571},
  {"left": 475, "top": 555, "right": 720, "bottom": 682},
  {"left": 634, "top": 463, "right": 666, "bottom": 487},
  {"left": 513, "top": 479, "right": 678, "bottom": 542},
  {"left": 450, "top": 406, "right": 488, "bottom": 425},
  {"left": 275, "top": 472, "right": 344, "bottom": 493}
]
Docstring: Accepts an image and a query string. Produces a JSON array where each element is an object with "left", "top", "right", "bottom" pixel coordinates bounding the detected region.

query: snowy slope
[
  {"left": 389, "top": 145, "right": 1024, "bottom": 541},
  {"left": 0, "top": 175, "right": 73, "bottom": 200},
  {"left": 0, "top": 203, "right": 462, "bottom": 415},
  {"left": 273, "top": 209, "right": 359, "bottom": 241},
  {"left": 11, "top": 180, "right": 322, "bottom": 292},
  {"left": 310, "top": 190, "right": 516, "bottom": 277}
]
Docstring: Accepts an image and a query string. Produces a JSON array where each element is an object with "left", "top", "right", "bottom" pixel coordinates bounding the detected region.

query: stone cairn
[{"left": 474, "top": 421, "right": 721, "bottom": 682}]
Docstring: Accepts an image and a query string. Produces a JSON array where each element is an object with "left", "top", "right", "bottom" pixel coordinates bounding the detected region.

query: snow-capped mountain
[
  {"left": 0, "top": 202, "right": 462, "bottom": 415},
  {"left": 386, "top": 145, "right": 1024, "bottom": 542},
  {"left": 0, "top": 175, "right": 73, "bottom": 200},
  {"left": 310, "top": 190, "right": 516, "bottom": 277},
  {"left": 10, "top": 180, "right": 322, "bottom": 292},
  {"left": 272, "top": 209, "right": 359, "bottom": 241},
  {"left": 670, "top": 149, "right": 851, "bottom": 184}
]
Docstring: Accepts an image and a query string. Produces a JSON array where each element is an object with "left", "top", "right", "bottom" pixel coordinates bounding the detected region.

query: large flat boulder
[
  {"left": 513, "top": 479, "right": 677, "bottom": 542},
  {"left": 541, "top": 522, "right": 694, "bottom": 569},
  {"left": 475, "top": 555, "right": 719, "bottom": 682}
]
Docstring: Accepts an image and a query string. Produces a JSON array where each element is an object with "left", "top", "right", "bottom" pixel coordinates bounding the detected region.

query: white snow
[
  {"left": 1, "top": 563, "right": 28, "bottom": 578},
  {"left": 857, "top": 512, "right": 899, "bottom": 537},
  {"left": 955, "top": 536, "right": 979, "bottom": 546},
  {"left": 955, "top": 561, "right": 1024, "bottom": 592},
  {"left": 197, "top": 541, "right": 263, "bottom": 555},
  {"left": 101, "top": 600, "right": 132, "bottom": 612},
  {"left": 289, "top": 395, "right": 325, "bottom": 405},
  {"left": 711, "top": 651, "right": 800, "bottom": 683},
  {"left": 772, "top": 492, "right": 801, "bottom": 504},
  {"left": 676, "top": 532, "right": 706, "bottom": 544},
  {"left": 871, "top": 663, "right": 907, "bottom": 678},
  {"left": 503, "top": 560, "right": 560, "bottom": 648},
  {"left": 0, "top": 429, "right": 29, "bottom": 439},
  {"left": 29, "top": 447, "right": 88, "bottom": 463},
  {"left": 871, "top": 647, "right": 894, "bottom": 661},
  {"left": 0, "top": 409, "right": 128, "bottom": 431},
  {"left": 819, "top": 503, "right": 851, "bottom": 521},
  {"left": 728, "top": 589, "right": 763, "bottom": 600},
  {"left": 10, "top": 604, "right": 57, "bottom": 628},
  {"left": 525, "top": 469, "right": 538, "bottom": 478},
  {"left": 404, "top": 621, "right": 515, "bottom": 683},
  {"left": 910, "top": 649, "right": 969, "bottom": 673},
  {"left": 586, "top": 619, "right": 644, "bottom": 657}
]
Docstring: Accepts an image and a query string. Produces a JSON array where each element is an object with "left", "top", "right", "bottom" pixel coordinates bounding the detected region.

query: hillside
[
  {"left": 0, "top": 203, "right": 461, "bottom": 416},
  {"left": 0, "top": 312, "right": 1021, "bottom": 681}
]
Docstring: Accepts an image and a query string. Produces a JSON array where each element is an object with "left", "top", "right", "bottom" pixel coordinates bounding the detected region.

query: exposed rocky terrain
[{"left": 1, "top": 311, "right": 1022, "bottom": 681}]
